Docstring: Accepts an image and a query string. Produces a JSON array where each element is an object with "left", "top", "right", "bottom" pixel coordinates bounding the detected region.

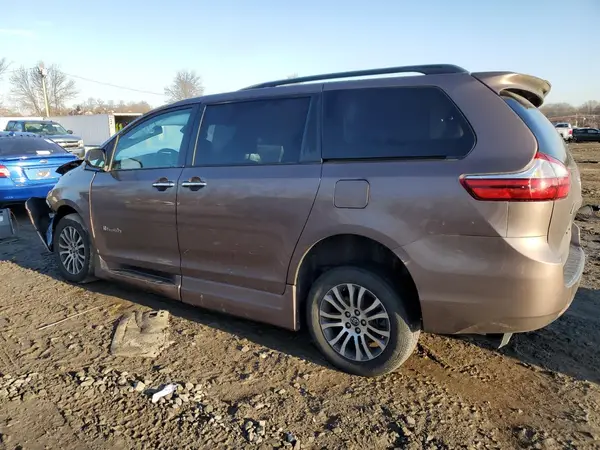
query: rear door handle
[
  {"left": 152, "top": 177, "right": 175, "bottom": 191},
  {"left": 181, "top": 176, "right": 207, "bottom": 191}
]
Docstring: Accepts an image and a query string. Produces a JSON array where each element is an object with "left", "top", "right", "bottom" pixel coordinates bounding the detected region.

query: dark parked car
[
  {"left": 4, "top": 120, "right": 85, "bottom": 158},
  {"left": 0, "top": 132, "right": 77, "bottom": 207},
  {"left": 26, "top": 64, "right": 584, "bottom": 376},
  {"left": 573, "top": 127, "right": 600, "bottom": 143}
]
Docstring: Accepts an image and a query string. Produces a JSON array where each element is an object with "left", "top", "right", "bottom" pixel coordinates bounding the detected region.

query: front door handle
[
  {"left": 181, "top": 176, "right": 207, "bottom": 191},
  {"left": 152, "top": 177, "right": 175, "bottom": 191}
]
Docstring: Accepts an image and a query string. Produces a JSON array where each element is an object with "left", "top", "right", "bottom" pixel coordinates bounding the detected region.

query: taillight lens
[
  {"left": 0, "top": 165, "right": 10, "bottom": 178},
  {"left": 569, "top": 129, "right": 573, "bottom": 135},
  {"left": 460, "top": 152, "right": 570, "bottom": 201}
]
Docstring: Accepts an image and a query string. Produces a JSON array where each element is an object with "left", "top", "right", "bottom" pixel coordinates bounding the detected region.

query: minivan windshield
[{"left": 23, "top": 122, "right": 69, "bottom": 135}]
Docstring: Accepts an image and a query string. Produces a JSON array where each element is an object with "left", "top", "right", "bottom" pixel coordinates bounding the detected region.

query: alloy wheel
[
  {"left": 58, "top": 225, "right": 86, "bottom": 275},
  {"left": 319, "top": 283, "right": 391, "bottom": 362}
]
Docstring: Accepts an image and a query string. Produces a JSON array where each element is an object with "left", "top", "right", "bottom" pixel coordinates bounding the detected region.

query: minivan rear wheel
[
  {"left": 54, "top": 213, "right": 96, "bottom": 284},
  {"left": 306, "top": 266, "right": 420, "bottom": 377}
]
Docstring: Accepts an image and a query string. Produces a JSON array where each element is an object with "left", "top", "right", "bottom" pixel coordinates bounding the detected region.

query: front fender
[{"left": 47, "top": 164, "right": 95, "bottom": 233}]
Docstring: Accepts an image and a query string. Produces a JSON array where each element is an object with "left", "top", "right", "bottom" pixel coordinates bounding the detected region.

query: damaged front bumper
[{"left": 25, "top": 197, "right": 55, "bottom": 252}]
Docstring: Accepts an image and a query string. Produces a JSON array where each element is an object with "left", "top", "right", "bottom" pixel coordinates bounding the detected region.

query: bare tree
[
  {"left": 75, "top": 97, "right": 152, "bottom": 115},
  {"left": 0, "top": 57, "right": 8, "bottom": 79},
  {"left": 164, "top": 70, "right": 204, "bottom": 103},
  {"left": 579, "top": 100, "right": 600, "bottom": 115},
  {"left": 124, "top": 101, "right": 152, "bottom": 114},
  {"left": 0, "top": 57, "right": 10, "bottom": 110},
  {"left": 81, "top": 97, "right": 98, "bottom": 112},
  {"left": 10, "top": 63, "right": 77, "bottom": 115},
  {"left": 540, "top": 102, "right": 577, "bottom": 117},
  {"left": 541, "top": 100, "right": 600, "bottom": 128}
]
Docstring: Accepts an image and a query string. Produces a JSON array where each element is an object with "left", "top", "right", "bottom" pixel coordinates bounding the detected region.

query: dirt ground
[{"left": 1, "top": 143, "right": 599, "bottom": 450}]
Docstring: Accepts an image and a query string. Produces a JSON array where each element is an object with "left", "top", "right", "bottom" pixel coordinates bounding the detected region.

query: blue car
[{"left": 0, "top": 132, "right": 77, "bottom": 207}]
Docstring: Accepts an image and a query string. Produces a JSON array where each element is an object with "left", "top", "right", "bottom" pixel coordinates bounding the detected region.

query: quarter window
[
  {"left": 195, "top": 97, "right": 311, "bottom": 166},
  {"left": 111, "top": 108, "right": 192, "bottom": 170},
  {"left": 323, "top": 87, "right": 475, "bottom": 160},
  {"left": 6, "top": 122, "right": 23, "bottom": 132}
]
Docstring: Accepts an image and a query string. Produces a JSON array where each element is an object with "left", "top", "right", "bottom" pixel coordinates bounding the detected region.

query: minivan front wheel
[
  {"left": 54, "top": 213, "right": 95, "bottom": 283},
  {"left": 306, "top": 266, "right": 420, "bottom": 377}
]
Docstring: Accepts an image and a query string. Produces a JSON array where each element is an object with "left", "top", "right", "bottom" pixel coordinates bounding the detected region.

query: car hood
[{"left": 46, "top": 134, "right": 82, "bottom": 141}]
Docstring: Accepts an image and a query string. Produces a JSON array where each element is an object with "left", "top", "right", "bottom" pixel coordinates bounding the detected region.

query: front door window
[{"left": 111, "top": 109, "right": 192, "bottom": 170}]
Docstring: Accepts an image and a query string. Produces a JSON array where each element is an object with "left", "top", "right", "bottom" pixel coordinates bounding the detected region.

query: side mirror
[
  {"left": 67, "top": 129, "right": 73, "bottom": 134},
  {"left": 85, "top": 148, "right": 106, "bottom": 170}
]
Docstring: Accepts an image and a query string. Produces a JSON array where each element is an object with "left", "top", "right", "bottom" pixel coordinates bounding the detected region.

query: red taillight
[
  {"left": 0, "top": 165, "right": 9, "bottom": 178},
  {"left": 569, "top": 129, "right": 573, "bottom": 135},
  {"left": 460, "top": 152, "right": 570, "bottom": 202}
]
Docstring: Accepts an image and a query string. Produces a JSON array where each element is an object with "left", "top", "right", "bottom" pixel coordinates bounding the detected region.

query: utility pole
[{"left": 38, "top": 63, "right": 50, "bottom": 118}]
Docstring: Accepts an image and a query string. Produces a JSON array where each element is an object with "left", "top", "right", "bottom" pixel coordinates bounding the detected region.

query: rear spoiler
[{"left": 471, "top": 72, "right": 551, "bottom": 108}]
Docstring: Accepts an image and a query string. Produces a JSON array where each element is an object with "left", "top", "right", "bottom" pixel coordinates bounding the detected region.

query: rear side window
[
  {"left": 0, "top": 136, "right": 68, "bottom": 156},
  {"left": 195, "top": 97, "right": 312, "bottom": 166},
  {"left": 504, "top": 95, "right": 568, "bottom": 163},
  {"left": 322, "top": 86, "right": 475, "bottom": 160}
]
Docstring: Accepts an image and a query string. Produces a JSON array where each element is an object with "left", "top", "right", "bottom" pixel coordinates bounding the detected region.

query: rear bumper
[
  {"left": 0, "top": 184, "right": 54, "bottom": 203},
  {"left": 400, "top": 227, "right": 585, "bottom": 335}
]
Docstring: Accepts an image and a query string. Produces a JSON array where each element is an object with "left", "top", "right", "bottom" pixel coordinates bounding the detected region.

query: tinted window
[
  {"left": 6, "top": 122, "right": 23, "bottom": 132},
  {"left": 0, "top": 136, "right": 68, "bottom": 156},
  {"left": 112, "top": 109, "right": 192, "bottom": 170},
  {"left": 504, "top": 96, "right": 568, "bottom": 163},
  {"left": 322, "top": 87, "right": 475, "bottom": 160},
  {"left": 195, "top": 97, "right": 311, "bottom": 166},
  {"left": 23, "top": 122, "right": 68, "bottom": 135}
]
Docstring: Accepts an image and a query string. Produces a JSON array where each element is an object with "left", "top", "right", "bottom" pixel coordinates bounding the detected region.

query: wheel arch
[
  {"left": 39, "top": 201, "right": 80, "bottom": 251},
  {"left": 52, "top": 203, "right": 97, "bottom": 284},
  {"left": 52, "top": 200, "right": 84, "bottom": 235},
  {"left": 293, "top": 233, "right": 422, "bottom": 329}
]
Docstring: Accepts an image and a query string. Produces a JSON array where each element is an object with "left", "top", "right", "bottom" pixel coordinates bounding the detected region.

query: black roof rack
[{"left": 242, "top": 64, "right": 468, "bottom": 90}]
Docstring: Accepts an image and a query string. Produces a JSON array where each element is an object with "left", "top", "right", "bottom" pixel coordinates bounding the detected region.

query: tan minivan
[{"left": 27, "top": 65, "right": 584, "bottom": 376}]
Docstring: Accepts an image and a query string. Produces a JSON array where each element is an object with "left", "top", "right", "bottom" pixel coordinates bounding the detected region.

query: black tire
[
  {"left": 53, "top": 213, "right": 96, "bottom": 283},
  {"left": 306, "top": 266, "right": 420, "bottom": 377}
]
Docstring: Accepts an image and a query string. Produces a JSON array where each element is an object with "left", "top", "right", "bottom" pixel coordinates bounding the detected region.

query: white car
[{"left": 555, "top": 122, "right": 573, "bottom": 141}]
